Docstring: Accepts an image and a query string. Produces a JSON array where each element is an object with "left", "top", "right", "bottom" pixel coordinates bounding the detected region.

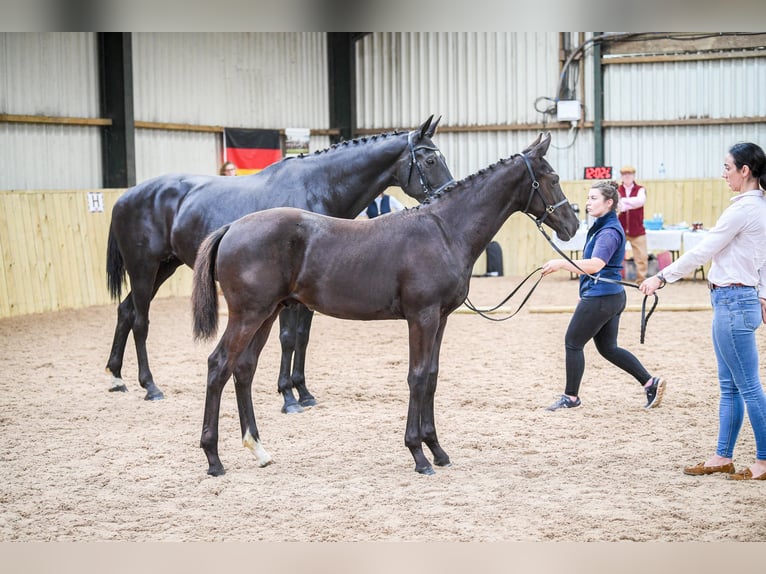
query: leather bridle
[
  {"left": 465, "top": 152, "right": 659, "bottom": 343},
  {"left": 519, "top": 152, "right": 569, "bottom": 229},
  {"left": 407, "top": 130, "right": 455, "bottom": 198}
]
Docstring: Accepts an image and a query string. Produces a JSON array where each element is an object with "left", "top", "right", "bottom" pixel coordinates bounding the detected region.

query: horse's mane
[
  {"left": 407, "top": 155, "right": 518, "bottom": 212},
  {"left": 283, "top": 130, "right": 409, "bottom": 161}
]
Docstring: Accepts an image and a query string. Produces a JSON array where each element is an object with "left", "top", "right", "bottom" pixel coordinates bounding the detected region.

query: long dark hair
[{"left": 729, "top": 142, "right": 766, "bottom": 190}]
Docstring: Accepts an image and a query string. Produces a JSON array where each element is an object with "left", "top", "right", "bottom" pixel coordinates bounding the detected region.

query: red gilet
[{"left": 617, "top": 183, "right": 646, "bottom": 236}]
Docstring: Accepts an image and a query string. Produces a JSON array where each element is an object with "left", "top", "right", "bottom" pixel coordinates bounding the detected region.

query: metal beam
[
  {"left": 592, "top": 34, "right": 604, "bottom": 167},
  {"left": 327, "top": 33, "right": 357, "bottom": 144},
  {"left": 98, "top": 33, "right": 136, "bottom": 188}
]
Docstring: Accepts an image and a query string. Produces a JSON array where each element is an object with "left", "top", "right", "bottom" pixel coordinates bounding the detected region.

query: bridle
[
  {"left": 464, "top": 152, "right": 659, "bottom": 343},
  {"left": 519, "top": 152, "right": 570, "bottom": 229},
  {"left": 407, "top": 130, "right": 455, "bottom": 198}
]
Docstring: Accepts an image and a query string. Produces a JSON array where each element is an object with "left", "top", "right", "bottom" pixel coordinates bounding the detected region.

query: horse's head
[
  {"left": 395, "top": 115, "right": 455, "bottom": 203},
  {"left": 519, "top": 133, "right": 579, "bottom": 241}
]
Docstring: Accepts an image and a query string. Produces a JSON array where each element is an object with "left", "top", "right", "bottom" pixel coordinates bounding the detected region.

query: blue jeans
[{"left": 711, "top": 286, "right": 766, "bottom": 460}]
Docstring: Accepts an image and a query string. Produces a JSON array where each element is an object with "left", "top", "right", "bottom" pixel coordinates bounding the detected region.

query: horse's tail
[
  {"left": 192, "top": 224, "right": 230, "bottom": 341},
  {"left": 106, "top": 223, "right": 126, "bottom": 301}
]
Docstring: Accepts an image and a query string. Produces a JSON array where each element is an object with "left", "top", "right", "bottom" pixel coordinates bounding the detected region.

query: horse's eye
[{"left": 426, "top": 157, "right": 435, "bottom": 165}]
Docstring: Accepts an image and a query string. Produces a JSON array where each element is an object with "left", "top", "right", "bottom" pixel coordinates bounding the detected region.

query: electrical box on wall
[{"left": 556, "top": 100, "right": 581, "bottom": 122}]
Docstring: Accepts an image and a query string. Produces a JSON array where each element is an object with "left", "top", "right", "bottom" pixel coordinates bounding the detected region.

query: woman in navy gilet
[{"left": 540, "top": 181, "right": 665, "bottom": 411}]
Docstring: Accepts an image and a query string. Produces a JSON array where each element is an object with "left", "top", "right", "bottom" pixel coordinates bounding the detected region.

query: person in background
[
  {"left": 617, "top": 165, "right": 648, "bottom": 283},
  {"left": 541, "top": 180, "right": 665, "bottom": 412},
  {"left": 641, "top": 142, "right": 766, "bottom": 481},
  {"left": 220, "top": 161, "right": 237, "bottom": 176},
  {"left": 360, "top": 192, "right": 405, "bottom": 219}
]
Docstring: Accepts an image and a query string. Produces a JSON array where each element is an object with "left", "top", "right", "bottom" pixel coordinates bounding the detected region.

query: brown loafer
[
  {"left": 683, "top": 461, "right": 735, "bottom": 476},
  {"left": 727, "top": 468, "right": 766, "bottom": 480}
]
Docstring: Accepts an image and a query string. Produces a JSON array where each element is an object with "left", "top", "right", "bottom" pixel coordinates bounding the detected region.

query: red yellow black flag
[{"left": 223, "top": 128, "right": 282, "bottom": 175}]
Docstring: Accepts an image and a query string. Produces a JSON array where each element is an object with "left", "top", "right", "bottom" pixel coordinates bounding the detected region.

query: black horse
[
  {"left": 191, "top": 133, "right": 579, "bottom": 476},
  {"left": 106, "top": 116, "right": 453, "bottom": 411}
]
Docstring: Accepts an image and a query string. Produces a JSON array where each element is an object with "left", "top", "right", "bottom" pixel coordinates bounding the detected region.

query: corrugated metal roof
[
  {"left": 2, "top": 32, "right": 764, "bottom": 189},
  {"left": 355, "top": 32, "right": 586, "bottom": 180}
]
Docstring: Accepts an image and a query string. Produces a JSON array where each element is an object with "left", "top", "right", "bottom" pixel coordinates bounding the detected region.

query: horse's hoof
[
  {"left": 144, "top": 389, "right": 165, "bottom": 401},
  {"left": 434, "top": 458, "right": 452, "bottom": 468},
  {"left": 108, "top": 384, "right": 128, "bottom": 393},
  {"left": 416, "top": 465, "right": 436, "bottom": 476},
  {"left": 299, "top": 397, "right": 317, "bottom": 408},
  {"left": 207, "top": 465, "right": 226, "bottom": 477},
  {"left": 281, "top": 403, "right": 304, "bottom": 414}
]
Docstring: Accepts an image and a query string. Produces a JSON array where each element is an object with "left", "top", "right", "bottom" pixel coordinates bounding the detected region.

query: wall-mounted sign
[{"left": 87, "top": 192, "right": 104, "bottom": 213}]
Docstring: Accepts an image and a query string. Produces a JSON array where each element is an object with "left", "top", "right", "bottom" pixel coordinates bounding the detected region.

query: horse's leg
[
  {"left": 105, "top": 259, "right": 181, "bottom": 398},
  {"left": 129, "top": 260, "right": 182, "bottom": 401},
  {"left": 232, "top": 312, "right": 280, "bottom": 468},
  {"left": 404, "top": 309, "right": 441, "bottom": 475},
  {"left": 105, "top": 293, "right": 135, "bottom": 392},
  {"left": 421, "top": 317, "right": 451, "bottom": 468},
  {"left": 277, "top": 306, "right": 303, "bottom": 414},
  {"left": 200, "top": 340, "right": 233, "bottom": 476},
  {"left": 200, "top": 312, "right": 265, "bottom": 476},
  {"left": 291, "top": 305, "right": 317, "bottom": 408}
]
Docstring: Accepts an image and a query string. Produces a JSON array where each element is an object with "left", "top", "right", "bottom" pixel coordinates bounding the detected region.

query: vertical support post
[
  {"left": 327, "top": 33, "right": 356, "bottom": 144},
  {"left": 98, "top": 32, "right": 136, "bottom": 188},
  {"left": 592, "top": 33, "right": 605, "bottom": 166}
]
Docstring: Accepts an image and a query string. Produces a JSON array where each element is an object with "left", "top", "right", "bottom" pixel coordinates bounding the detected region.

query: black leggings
[{"left": 564, "top": 291, "right": 651, "bottom": 397}]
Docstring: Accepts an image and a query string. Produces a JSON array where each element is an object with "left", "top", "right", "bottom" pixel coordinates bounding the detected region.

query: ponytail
[{"left": 729, "top": 142, "right": 766, "bottom": 190}]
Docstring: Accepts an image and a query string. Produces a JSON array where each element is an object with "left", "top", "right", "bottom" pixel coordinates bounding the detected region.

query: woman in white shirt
[{"left": 641, "top": 142, "right": 766, "bottom": 481}]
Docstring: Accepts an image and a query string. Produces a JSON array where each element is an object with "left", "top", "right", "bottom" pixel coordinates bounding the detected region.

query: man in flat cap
[{"left": 617, "top": 165, "right": 648, "bottom": 283}]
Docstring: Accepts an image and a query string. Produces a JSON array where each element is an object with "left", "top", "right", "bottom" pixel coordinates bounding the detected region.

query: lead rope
[
  {"left": 464, "top": 219, "right": 661, "bottom": 342},
  {"left": 463, "top": 266, "right": 545, "bottom": 322},
  {"left": 533, "top": 219, "right": 661, "bottom": 344}
]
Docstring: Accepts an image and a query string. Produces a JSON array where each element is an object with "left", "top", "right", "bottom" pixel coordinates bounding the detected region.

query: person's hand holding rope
[
  {"left": 541, "top": 258, "right": 568, "bottom": 277},
  {"left": 639, "top": 272, "right": 666, "bottom": 296}
]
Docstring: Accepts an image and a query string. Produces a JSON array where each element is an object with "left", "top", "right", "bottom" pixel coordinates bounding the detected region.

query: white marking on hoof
[
  {"left": 243, "top": 430, "right": 272, "bottom": 467},
  {"left": 108, "top": 373, "right": 125, "bottom": 391}
]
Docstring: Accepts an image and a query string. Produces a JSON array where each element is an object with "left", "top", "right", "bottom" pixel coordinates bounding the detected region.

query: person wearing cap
[{"left": 617, "top": 165, "right": 648, "bottom": 283}]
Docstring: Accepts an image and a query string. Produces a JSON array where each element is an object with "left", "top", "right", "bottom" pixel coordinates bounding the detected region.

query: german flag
[{"left": 223, "top": 128, "right": 282, "bottom": 175}]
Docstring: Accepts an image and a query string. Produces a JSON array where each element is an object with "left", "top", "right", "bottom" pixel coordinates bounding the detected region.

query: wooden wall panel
[
  {"left": 392, "top": 178, "right": 730, "bottom": 279},
  {"left": 0, "top": 180, "right": 733, "bottom": 319}
]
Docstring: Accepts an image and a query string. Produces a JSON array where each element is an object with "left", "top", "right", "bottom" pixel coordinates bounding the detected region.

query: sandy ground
[{"left": 2, "top": 272, "right": 766, "bottom": 542}]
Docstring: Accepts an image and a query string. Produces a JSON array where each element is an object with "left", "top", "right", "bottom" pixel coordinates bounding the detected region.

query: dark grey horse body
[
  {"left": 191, "top": 133, "right": 579, "bottom": 476},
  {"left": 106, "top": 116, "right": 453, "bottom": 410}
]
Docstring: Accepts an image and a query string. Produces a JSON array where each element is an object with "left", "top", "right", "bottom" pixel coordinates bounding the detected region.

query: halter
[
  {"left": 466, "top": 152, "right": 660, "bottom": 343},
  {"left": 519, "top": 152, "right": 569, "bottom": 229},
  {"left": 407, "top": 130, "right": 455, "bottom": 197}
]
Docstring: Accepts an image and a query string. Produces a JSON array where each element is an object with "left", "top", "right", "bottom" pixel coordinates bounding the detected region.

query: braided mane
[
  {"left": 285, "top": 130, "right": 409, "bottom": 160},
  {"left": 409, "top": 155, "right": 517, "bottom": 211}
]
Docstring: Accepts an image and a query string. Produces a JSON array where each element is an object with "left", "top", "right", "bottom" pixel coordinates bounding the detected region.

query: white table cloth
[{"left": 553, "top": 228, "right": 685, "bottom": 253}]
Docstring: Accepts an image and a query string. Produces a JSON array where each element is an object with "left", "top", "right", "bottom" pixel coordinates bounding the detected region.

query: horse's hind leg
[
  {"left": 200, "top": 340, "right": 233, "bottom": 476},
  {"left": 275, "top": 305, "right": 316, "bottom": 410},
  {"left": 277, "top": 306, "right": 304, "bottom": 414},
  {"left": 421, "top": 318, "right": 451, "bottom": 468},
  {"left": 105, "top": 293, "right": 135, "bottom": 392},
  {"left": 201, "top": 311, "right": 273, "bottom": 476},
  {"left": 127, "top": 260, "right": 181, "bottom": 401},
  {"left": 233, "top": 313, "right": 280, "bottom": 468},
  {"left": 291, "top": 305, "right": 317, "bottom": 408}
]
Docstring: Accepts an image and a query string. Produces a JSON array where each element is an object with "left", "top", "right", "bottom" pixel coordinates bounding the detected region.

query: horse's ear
[
  {"left": 533, "top": 132, "right": 552, "bottom": 156},
  {"left": 418, "top": 115, "right": 435, "bottom": 139},
  {"left": 519, "top": 133, "right": 543, "bottom": 155},
  {"left": 529, "top": 132, "right": 551, "bottom": 157},
  {"left": 425, "top": 115, "right": 442, "bottom": 137}
]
